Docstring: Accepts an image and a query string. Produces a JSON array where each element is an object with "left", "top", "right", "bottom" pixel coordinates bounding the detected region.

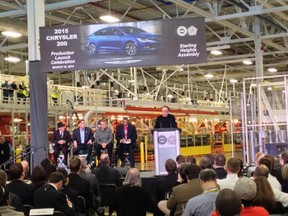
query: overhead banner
[{"left": 39, "top": 17, "right": 207, "bottom": 72}]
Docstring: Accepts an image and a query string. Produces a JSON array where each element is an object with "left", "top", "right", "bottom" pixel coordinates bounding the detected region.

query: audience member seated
[
  {"left": 281, "top": 164, "right": 288, "bottom": 193},
  {"left": 0, "top": 186, "right": 24, "bottom": 216},
  {"left": 67, "top": 156, "right": 95, "bottom": 211},
  {"left": 205, "top": 154, "right": 215, "bottom": 165},
  {"left": 154, "top": 159, "right": 178, "bottom": 216},
  {"left": 57, "top": 168, "right": 78, "bottom": 207},
  {"left": 247, "top": 152, "right": 265, "bottom": 177},
  {"left": 275, "top": 150, "right": 288, "bottom": 184},
  {"left": 20, "top": 160, "right": 30, "bottom": 181},
  {"left": 185, "top": 156, "right": 196, "bottom": 164},
  {"left": 254, "top": 164, "right": 288, "bottom": 207},
  {"left": 175, "top": 155, "right": 185, "bottom": 167},
  {"left": 0, "top": 170, "right": 23, "bottom": 212},
  {"left": 214, "top": 154, "right": 227, "bottom": 180},
  {"left": 30, "top": 165, "right": 46, "bottom": 192},
  {"left": 258, "top": 158, "right": 281, "bottom": 190},
  {"left": 40, "top": 158, "right": 52, "bottom": 170},
  {"left": 237, "top": 158, "right": 244, "bottom": 177},
  {"left": 217, "top": 157, "right": 240, "bottom": 190},
  {"left": 6, "top": 163, "right": 34, "bottom": 205},
  {"left": 166, "top": 164, "right": 203, "bottom": 216},
  {"left": 33, "top": 172, "right": 77, "bottom": 216},
  {"left": 211, "top": 189, "right": 242, "bottom": 216},
  {"left": 112, "top": 168, "right": 154, "bottom": 216},
  {"left": 182, "top": 169, "right": 219, "bottom": 216},
  {"left": 263, "top": 154, "right": 277, "bottom": 176},
  {"left": 253, "top": 176, "right": 286, "bottom": 215},
  {"left": 79, "top": 157, "right": 101, "bottom": 208},
  {"left": 92, "top": 155, "right": 120, "bottom": 187},
  {"left": 45, "top": 164, "right": 57, "bottom": 181},
  {"left": 176, "top": 162, "right": 190, "bottom": 184},
  {"left": 234, "top": 177, "right": 269, "bottom": 215},
  {"left": 199, "top": 157, "right": 213, "bottom": 170}
]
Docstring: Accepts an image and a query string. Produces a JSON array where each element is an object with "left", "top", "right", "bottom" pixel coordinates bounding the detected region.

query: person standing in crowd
[
  {"left": 94, "top": 119, "right": 113, "bottom": 161},
  {"left": 52, "top": 122, "right": 71, "bottom": 166},
  {"left": 116, "top": 117, "right": 137, "bottom": 167},
  {"left": 0, "top": 136, "right": 11, "bottom": 170},
  {"left": 2, "top": 80, "right": 10, "bottom": 103},
  {"left": 73, "top": 120, "right": 94, "bottom": 163},
  {"left": 154, "top": 106, "right": 177, "bottom": 129}
]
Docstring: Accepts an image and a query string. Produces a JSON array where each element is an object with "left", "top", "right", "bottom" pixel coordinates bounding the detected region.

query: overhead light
[
  {"left": 167, "top": 94, "right": 173, "bottom": 98},
  {"left": 229, "top": 79, "right": 238, "bottom": 83},
  {"left": 205, "top": 73, "right": 214, "bottom": 78},
  {"left": 179, "top": 68, "right": 184, "bottom": 71},
  {"left": 250, "top": 83, "right": 257, "bottom": 87},
  {"left": 267, "top": 67, "right": 277, "bottom": 73},
  {"left": 4, "top": 56, "right": 20, "bottom": 63},
  {"left": 99, "top": 15, "right": 119, "bottom": 23},
  {"left": 267, "top": 87, "right": 272, "bottom": 91},
  {"left": 1, "top": 30, "right": 22, "bottom": 38},
  {"left": 243, "top": 60, "right": 253, "bottom": 65},
  {"left": 210, "top": 50, "right": 222, "bottom": 56},
  {"left": 13, "top": 118, "right": 23, "bottom": 123}
]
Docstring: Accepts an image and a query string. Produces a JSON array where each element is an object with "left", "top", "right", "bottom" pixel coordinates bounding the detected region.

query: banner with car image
[{"left": 39, "top": 17, "right": 207, "bottom": 72}]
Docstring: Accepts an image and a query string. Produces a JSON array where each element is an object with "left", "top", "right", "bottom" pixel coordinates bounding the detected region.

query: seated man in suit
[
  {"left": 33, "top": 172, "right": 77, "bottom": 216},
  {"left": 94, "top": 119, "right": 113, "bottom": 162},
  {"left": 6, "top": 163, "right": 34, "bottom": 206},
  {"left": 92, "top": 154, "right": 120, "bottom": 187},
  {"left": 72, "top": 120, "right": 94, "bottom": 162},
  {"left": 68, "top": 156, "right": 96, "bottom": 212},
  {"left": 116, "top": 117, "right": 137, "bottom": 167},
  {"left": 52, "top": 122, "right": 71, "bottom": 166}
]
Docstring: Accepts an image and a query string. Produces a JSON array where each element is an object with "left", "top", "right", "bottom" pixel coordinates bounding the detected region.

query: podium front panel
[{"left": 153, "top": 129, "right": 180, "bottom": 175}]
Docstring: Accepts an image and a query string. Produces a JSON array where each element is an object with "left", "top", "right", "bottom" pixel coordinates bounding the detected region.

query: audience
[
  {"left": 214, "top": 154, "right": 227, "bottom": 179},
  {"left": 199, "top": 157, "right": 213, "bottom": 170},
  {"left": 275, "top": 150, "right": 288, "bottom": 184},
  {"left": 211, "top": 189, "right": 242, "bottom": 216},
  {"left": 67, "top": 156, "right": 95, "bottom": 211},
  {"left": 217, "top": 157, "right": 240, "bottom": 190},
  {"left": 185, "top": 156, "right": 196, "bottom": 164},
  {"left": 166, "top": 164, "right": 203, "bottom": 216},
  {"left": 175, "top": 155, "right": 185, "bottom": 167},
  {"left": 0, "top": 186, "right": 24, "bottom": 216},
  {"left": 33, "top": 172, "right": 77, "bottom": 216},
  {"left": 182, "top": 169, "right": 219, "bottom": 216},
  {"left": 30, "top": 165, "right": 46, "bottom": 192},
  {"left": 234, "top": 177, "right": 269, "bottom": 215},
  {"left": 176, "top": 162, "right": 190, "bottom": 184},
  {"left": 92, "top": 154, "right": 120, "bottom": 186},
  {"left": 281, "top": 164, "right": 288, "bottom": 193},
  {"left": 154, "top": 159, "right": 178, "bottom": 216},
  {"left": 40, "top": 158, "right": 52, "bottom": 170},
  {"left": 6, "top": 163, "right": 34, "bottom": 205},
  {"left": 0, "top": 169, "right": 23, "bottom": 212},
  {"left": 112, "top": 168, "right": 154, "bottom": 216},
  {"left": 253, "top": 176, "right": 286, "bottom": 214},
  {"left": 20, "top": 160, "right": 30, "bottom": 180}
]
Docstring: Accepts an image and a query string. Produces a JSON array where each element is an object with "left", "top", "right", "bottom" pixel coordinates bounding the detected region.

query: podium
[{"left": 153, "top": 128, "right": 180, "bottom": 175}]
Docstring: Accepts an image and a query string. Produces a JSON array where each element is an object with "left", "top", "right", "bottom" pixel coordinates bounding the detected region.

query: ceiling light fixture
[
  {"left": 250, "top": 83, "right": 257, "bottom": 87},
  {"left": 99, "top": 0, "right": 119, "bottom": 23},
  {"left": 229, "top": 79, "right": 238, "bottom": 83},
  {"left": 4, "top": 56, "right": 20, "bottom": 63},
  {"left": 267, "top": 87, "right": 272, "bottom": 91},
  {"left": 267, "top": 67, "right": 277, "bottom": 73},
  {"left": 204, "top": 73, "right": 214, "bottom": 78},
  {"left": 1, "top": 30, "right": 22, "bottom": 38},
  {"left": 243, "top": 60, "right": 253, "bottom": 65},
  {"left": 210, "top": 50, "right": 222, "bottom": 56}
]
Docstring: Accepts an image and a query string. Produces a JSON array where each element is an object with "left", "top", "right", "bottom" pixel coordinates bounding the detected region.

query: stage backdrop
[{"left": 39, "top": 17, "right": 207, "bottom": 72}]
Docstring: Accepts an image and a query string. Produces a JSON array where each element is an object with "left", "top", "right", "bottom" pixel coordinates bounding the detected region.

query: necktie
[{"left": 60, "top": 131, "right": 63, "bottom": 138}]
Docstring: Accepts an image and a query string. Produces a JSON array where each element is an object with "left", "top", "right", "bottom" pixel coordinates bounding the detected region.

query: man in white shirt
[{"left": 217, "top": 158, "right": 240, "bottom": 190}]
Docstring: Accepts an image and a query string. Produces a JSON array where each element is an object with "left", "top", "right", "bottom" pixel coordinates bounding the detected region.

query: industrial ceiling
[{"left": 0, "top": 0, "right": 287, "bottom": 98}]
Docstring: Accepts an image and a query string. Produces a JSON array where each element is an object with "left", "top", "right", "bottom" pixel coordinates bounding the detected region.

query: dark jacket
[
  {"left": 92, "top": 166, "right": 120, "bottom": 187},
  {"left": 72, "top": 127, "right": 94, "bottom": 145},
  {"left": 52, "top": 129, "right": 71, "bottom": 145},
  {"left": 116, "top": 124, "right": 137, "bottom": 147},
  {"left": 6, "top": 180, "right": 34, "bottom": 205},
  {"left": 33, "top": 184, "right": 76, "bottom": 216},
  {"left": 154, "top": 114, "right": 177, "bottom": 129}
]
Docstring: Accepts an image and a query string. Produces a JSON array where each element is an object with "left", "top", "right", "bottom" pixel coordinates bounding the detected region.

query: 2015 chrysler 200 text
[{"left": 85, "top": 26, "right": 161, "bottom": 56}]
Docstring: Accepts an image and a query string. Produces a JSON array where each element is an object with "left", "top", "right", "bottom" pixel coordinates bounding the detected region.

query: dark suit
[
  {"left": 33, "top": 184, "right": 77, "bottom": 216},
  {"left": 80, "top": 171, "right": 100, "bottom": 207},
  {"left": 52, "top": 129, "right": 71, "bottom": 165},
  {"left": 68, "top": 172, "right": 95, "bottom": 209},
  {"left": 92, "top": 165, "right": 120, "bottom": 187},
  {"left": 112, "top": 185, "right": 154, "bottom": 216},
  {"left": 73, "top": 127, "right": 94, "bottom": 162},
  {"left": 116, "top": 124, "right": 137, "bottom": 167},
  {"left": 154, "top": 173, "right": 178, "bottom": 216},
  {"left": 6, "top": 179, "right": 34, "bottom": 205}
]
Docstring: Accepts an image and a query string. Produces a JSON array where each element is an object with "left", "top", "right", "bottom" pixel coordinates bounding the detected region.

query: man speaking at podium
[{"left": 154, "top": 106, "right": 177, "bottom": 129}]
